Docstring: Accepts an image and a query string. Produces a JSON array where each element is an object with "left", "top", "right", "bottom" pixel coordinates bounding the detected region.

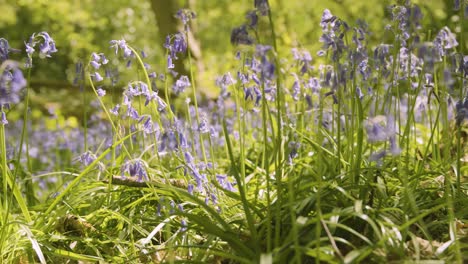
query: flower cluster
[
  {"left": 175, "top": 8, "right": 196, "bottom": 31},
  {"left": 25, "top": 32, "right": 58, "bottom": 67},
  {"left": 164, "top": 33, "right": 187, "bottom": 70},
  {"left": 120, "top": 159, "right": 149, "bottom": 182},
  {"left": 0, "top": 38, "right": 27, "bottom": 124}
]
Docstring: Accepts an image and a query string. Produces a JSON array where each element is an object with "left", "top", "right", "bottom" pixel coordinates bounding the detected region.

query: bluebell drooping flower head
[
  {"left": 352, "top": 20, "right": 369, "bottom": 51},
  {"left": 462, "top": 56, "right": 468, "bottom": 78},
  {"left": 231, "top": 25, "right": 254, "bottom": 46},
  {"left": 254, "top": 0, "right": 270, "bottom": 16},
  {"left": 0, "top": 63, "right": 27, "bottom": 113},
  {"left": 455, "top": 96, "right": 468, "bottom": 126},
  {"left": 110, "top": 104, "right": 120, "bottom": 116},
  {"left": 109, "top": 39, "right": 134, "bottom": 58},
  {"left": 173, "top": 75, "right": 191, "bottom": 94},
  {"left": 24, "top": 32, "right": 58, "bottom": 67},
  {"left": 358, "top": 59, "right": 371, "bottom": 81},
  {"left": 96, "top": 87, "right": 106, "bottom": 97},
  {"left": 0, "top": 38, "right": 10, "bottom": 62},
  {"left": 320, "top": 9, "right": 336, "bottom": 29},
  {"left": 253, "top": 45, "right": 276, "bottom": 81},
  {"left": 287, "top": 141, "right": 301, "bottom": 165},
  {"left": 175, "top": 9, "right": 196, "bottom": 31},
  {"left": 173, "top": 33, "right": 187, "bottom": 55},
  {"left": 121, "top": 159, "right": 149, "bottom": 182},
  {"left": 433, "top": 27, "right": 458, "bottom": 60},
  {"left": 292, "top": 48, "right": 313, "bottom": 74},
  {"left": 318, "top": 9, "right": 348, "bottom": 61},
  {"left": 92, "top": 72, "right": 104, "bottom": 82},
  {"left": 246, "top": 11, "right": 258, "bottom": 28},
  {"left": 291, "top": 74, "right": 301, "bottom": 101},
  {"left": 1, "top": 111, "right": 7, "bottom": 125},
  {"left": 365, "top": 115, "right": 392, "bottom": 143},
  {"left": 78, "top": 151, "right": 97, "bottom": 166},
  {"left": 307, "top": 77, "right": 321, "bottom": 93},
  {"left": 369, "top": 149, "right": 386, "bottom": 163},
  {"left": 164, "top": 33, "right": 187, "bottom": 69},
  {"left": 216, "top": 174, "right": 235, "bottom": 192},
  {"left": 355, "top": 87, "right": 364, "bottom": 100},
  {"left": 398, "top": 47, "right": 422, "bottom": 79},
  {"left": 198, "top": 114, "right": 210, "bottom": 134}
]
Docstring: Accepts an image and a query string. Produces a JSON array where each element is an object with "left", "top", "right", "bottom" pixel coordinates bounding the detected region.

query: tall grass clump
[{"left": 0, "top": 0, "right": 467, "bottom": 263}]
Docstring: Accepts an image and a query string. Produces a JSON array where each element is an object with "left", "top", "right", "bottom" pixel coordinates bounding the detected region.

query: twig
[{"left": 102, "top": 176, "right": 187, "bottom": 189}]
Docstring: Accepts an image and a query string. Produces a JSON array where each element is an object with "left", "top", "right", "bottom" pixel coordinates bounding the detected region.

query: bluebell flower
[
  {"left": 148, "top": 72, "right": 157, "bottom": 78},
  {"left": 109, "top": 39, "right": 133, "bottom": 58},
  {"left": 254, "top": 0, "right": 270, "bottom": 16},
  {"left": 175, "top": 9, "right": 196, "bottom": 31},
  {"left": 244, "top": 87, "right": 254, "bottom": 101},
  {"left": 100, "top": 54, "right": 109, "bottom": 64},
  {"left": 288, "top": 141, "right": 300, "bottom": 165},
  {"left": 24, "top": 32, "right": 57, "bottom": 67},
  {"left": 305, "top": 94, "right": 312, "bottom": 108},
  {"left": 93, "top": 72, "right": 103, "bottom": 82},
  {"left": 292, "top": 48, "right": 313, "bottom": 74},
  {"left": 187, "top": 184, "right": 194, "bottom": 195},
  {"left": 1, "top": 111, "right": 8, "bottom": 125},
  {"left": 37, "top": 32, "right": 58, "bottom": 59},
  {"left": 184, "top": 151, "right": 194, "bottom": 164},
  {"left": 462, "top": 56, "right": 468, "bottom": 78},
  {"left": 369, "top": 149, "right": 386, "bottom": 162},
  {"left": 90, "top": 52, "right": 102, "bottom": 69},
  {"left": 216, "top": 174, "right": 235, "bottom": 192},
  {"left": 78, "top": 151, "right": 100, "bottom": 167},
  {"left": 358, "top": 59, "right": 370, "bottom": 80},
  {"left": 356, "top": 87, "right": 364, "bottom": 99},
  {"left": 456, "top": 97, "right": 468, "bottom": 126},
  {"left": 10, "top": 67, "right": 27, "bottom": 93},
  {"left": 167, "top": 55, "right": 174, "bottom": 69},
  {"left": 389, "top": 136, "right": 401, "bottom": 156},
  {"left": 220, "top": 72, "right": 237, "bottom": 86},
  {"left": 91, "top": 52, "right": 100, "bottom": 62},
  {"left": 121, "top": 159, "right": 148, "bottom": 182},
  {"left": 253, "top": 86, "right": 262, "bottom": 106},
  {"left": 173, "top": 75, "right": 191, "bottom": 94},
  {"left": 180, "top": 219, "right": 187, "bottom": 232},
  {"left": 246, "top": 10, "right": 258, "bottom": 28},
  {"left": 96, "top": 87, "right": 106, "bottom": 97},
  {"left": 231, "top": 25, "right": 254, "bottom": 45},
  {"left": 210, "top": 193, "right": 218, "bottom": 205},
  {"left": 307, "top": 77, "right": 321, "bottom": 93},
  {"left": 365, "top": 116, "right": 392, "bottom": 143},
  {"left": 320, "top": 9, "right": 336, "bottom": 29},
  {"left": 251, "top": 73, "right": 261, "bottom": 85},
  {"left": 0, "top": 65, "right": 27, "bottom": 109},
  {"left": 198, "top": 114, "right": 210, "bottom": 134},
  {"left": 0, "top": 38, "right": 10, "bottom": 62},
  {"left": 126, "top": 106, "right": 140, "bottom": 120},
  {"left": 433, "top": 27, "right": 458, "bottom": 60},
  {"left": 24, "top": 42, "right": 34, "bottom": 57},
  {"left": 173, "top": 33, "right": 187, "bottom": 55},
  {"left": 90, "top": 60, "right": 100, "bottom": 70},
  {"left": 292, "top": 75, "right": 301, "bottom": 101}
]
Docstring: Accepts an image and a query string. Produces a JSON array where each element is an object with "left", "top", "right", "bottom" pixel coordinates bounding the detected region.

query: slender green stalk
[
  {"left": 266, "top": 4, "right": 286, "bottom": 250},
  {"left": 222, "top": 119, "right": 259, "bottom": 256},
  {"left": 185, "top": 31, "right": 209, "bottom": 169},
  {"left": 260, "top": 57, "right": 272, "bottom": 253},
  {"left": 15, "top": 67, "right": 35, "bottom": 205}
]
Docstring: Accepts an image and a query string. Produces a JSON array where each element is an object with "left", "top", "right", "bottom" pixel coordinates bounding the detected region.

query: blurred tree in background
[{"left": 0, "top": 0, "right": 464, "bottom": 118}]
